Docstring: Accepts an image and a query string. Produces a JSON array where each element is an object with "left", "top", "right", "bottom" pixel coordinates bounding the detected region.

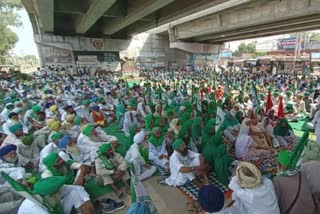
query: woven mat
[
  {"left": 177, "top": 172, "right": 232, "bottom": 202},
  {"left": 151, "top": 162, "right": 170, "bottom": 176}
]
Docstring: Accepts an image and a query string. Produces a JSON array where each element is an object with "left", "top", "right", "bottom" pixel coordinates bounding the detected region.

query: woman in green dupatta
[
  {"left": 202, "top": 133, "right": 224, "bottom": 169},
  {"left": 235, "top": 111, "right": 244, "bottom": 124},
  {"left": 148, "top": 127, "right": 169, "bottom": 170},
  {"left": 144, "top": 114, "right": 155, "bottom": 131},
  {"left": 180, "top": 112, "right": 191, "bottom": 125},
  {"left": 178, "top": 119, "right": 198, "bottom": 152},
  {"left": 192, "top": 117, "right": 204, "bottom": 150},
  {"left": 214, "top": 144, "right": 234, "bottom": 185},
  {"left": 274, "top": 118, "right": 296, "bottom": 148},
  {"left": 202, "top": 118, "right": 216, "bottom": 148},
  {"left": 219, "top": 112, "right": 241, "bottom": 144}
]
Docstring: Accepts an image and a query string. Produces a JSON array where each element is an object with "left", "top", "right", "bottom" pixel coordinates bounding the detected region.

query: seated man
[
  {"left": 17, "top": 135, "right": 39, "bottom": 172},
  {"left": 0, "top": 144, "right": 26, "bottom": 184},
  {"left": 125, "top": 131, "right": 156, "bottom": 181},
  {"left": 273, "top": 151, "right": 315, "bottom": 214},
  {"left": 42, "top": 152, "right": 91, "bottom": 186},
  {"left": 229, "top": 162, "right": 280, "bottom": 214},
  {"left": 165, "top": 139, "right": 209, "bottom": 187},
  {"left": 0, "top": 145, "right": 25, "bottom": 213},
  {"left": 95, "top": 144, "right": 129, "bottom": 198},
  {"left": 1, "top": 123, "right": 24, "bottom": 148},
  {"left": 18, "top": 176, "right": 95, "bottom": 214}
]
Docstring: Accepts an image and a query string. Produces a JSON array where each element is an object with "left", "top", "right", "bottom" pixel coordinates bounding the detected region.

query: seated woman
[
  {"left": 221, "top": 113, "right": 240, "bottom": 144},
  {"left": 274, "top": 118, "right": 296, "bottom": 148},
  {"left": 257, "top": 117, "right": 280, "bottom": 148},
  {"left": 148, "top": 127, "right": 169, "bottom": 171},
  {"left": 236, "top": 118, "right": 274, "bottom": 161},
  {"left": 267, "top": 109, "right": 279, "bottom": 127}
]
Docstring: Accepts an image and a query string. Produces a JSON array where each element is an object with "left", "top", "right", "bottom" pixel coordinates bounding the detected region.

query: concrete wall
[{"left": 123, "top": 32, "right": 190, "bottom": 70}]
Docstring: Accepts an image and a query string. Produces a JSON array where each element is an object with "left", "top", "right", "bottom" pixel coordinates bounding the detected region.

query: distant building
[{"left": 256, "top": 40, "right": 277, "bottom": 52}]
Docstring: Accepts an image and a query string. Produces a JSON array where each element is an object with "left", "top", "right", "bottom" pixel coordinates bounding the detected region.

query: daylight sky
[{"left": 10, "top": 9, "right": 39, "bottom": 57}]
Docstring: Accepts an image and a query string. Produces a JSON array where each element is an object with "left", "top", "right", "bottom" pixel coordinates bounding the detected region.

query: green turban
[
  {"left": 304, "top": 92, "right": 310, "bottom": 97},
  {"left": 99, "top": 143, "right": 112, "bottom": 154},
  {"left": 9, "top": 123, "right": 23, "bottom": 133},
  {"left": 32, "top": 105, "right": 41, "bottom": 112},
  {"left": 278, "top": 150, "right": 292, "bottom": 167},
  {"left": 286, "top": 91, "right": 293, "bottom": 96},
  {"left": 21, "top": 135, "right": 34, "bottom": 146},
  {"left": 166, "top": 108, "right": 174, "bottom": 117},
  {"left": 43, "top": 153, "right": 59, "bottom": 168},
  {"left": 82, "top": 125, "right": 94, "bottom": 136},
  {"left": 51, "top": 132, "right": 64, "bottom": 142},
  {"left": 5, "top": 103, "right": 14, "bottom": 109},
  {"left": 34, "top": 176, "right": 65, "bottom": 196},
  {"left": 273, "top": 91, "right": 280, "bottom": 97},
  {"left": 82, "top": 100, "right": 90, "bottom": 105},
  {"left": 172, "top": 139, "right": 184, "bottom": 151},
  {"left": 74, "top": 116, "right": 82, "bottom": 125}
]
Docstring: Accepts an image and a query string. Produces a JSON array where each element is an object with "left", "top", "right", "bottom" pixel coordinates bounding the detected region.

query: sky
[{"left": 10, "top": 9, "right": 39, "bottom": 57}]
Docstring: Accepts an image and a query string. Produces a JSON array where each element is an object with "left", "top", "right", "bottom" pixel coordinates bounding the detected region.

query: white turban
[{"left": 133, "top": 131, "right": 146, "bottom": 144}]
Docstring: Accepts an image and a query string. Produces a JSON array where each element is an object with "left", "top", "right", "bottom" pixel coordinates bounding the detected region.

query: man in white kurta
[
  {"left": 165, "top": 139, "right": 208, "bottom": 186},
  {"left": 18, "top": 177, "right": 93, "bottom": 214},
  {"left": 125, "top": 131, "right": 156, "bottom": 181}
]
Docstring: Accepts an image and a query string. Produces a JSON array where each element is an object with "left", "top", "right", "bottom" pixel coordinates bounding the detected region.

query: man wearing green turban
[
  {"left": 95, "top": 143, "right": 129, "bottom": 198},
  {"left": 1, "top": 123, "right": 24, "bottom": 149},
  {"left": 19, "top": 176, "right": 95, "bottom": 213},
  {"left": 17, "top": 135, "right": 39, "bottom": 171},
  {"left": 273, "top": 150, "right": 315, "bottom": 213},
  {"left": 164, "top": 139, "right": 209, "bottom": 187},
  {"left": 42, "top": 152, "right": 91, "bottom": 186},
  {"left": 148, "top": 127, "right": 169, "bottom": 171}
]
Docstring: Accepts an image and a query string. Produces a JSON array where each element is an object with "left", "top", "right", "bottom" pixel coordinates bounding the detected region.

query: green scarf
[
  {"left": 144, "top": 114, "right": 155, "bottom": 131},
  {"left": 46, "top": 160, "right": 75, "bottom": 185},
  {"left": 274, "top": 118, "right": 293, "bottom": 137},
  {"left": 192, "top": 117, "right": 203, "bottom": 142},
  {"left": 179, "top": 119, "right": 193, "bottom": 144},
  {"left": 235, "top": 111, "right": 244, "bottom": 124},
  {"left": 98, "top": 154, "right": 114, "bottom": 170},
  {"left": 179, "top": 112, "right": 191, "bottom": 125},
  {"left": 220, "top": 112, "right": 239, "bottom": 131},
  {"left": 149, "top": 127, "right": 164, "bottom": 147},
  {"left": 202, "top": 119, "right": 216, "bottom": 147}
]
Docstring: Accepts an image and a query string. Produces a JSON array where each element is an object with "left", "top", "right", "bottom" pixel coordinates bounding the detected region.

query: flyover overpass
[
  {"left": 20, "top": 0, "right": 320, "bottom": 68},
  {"left": 22, "top": 0, "right": 320, "bottom": 42}
]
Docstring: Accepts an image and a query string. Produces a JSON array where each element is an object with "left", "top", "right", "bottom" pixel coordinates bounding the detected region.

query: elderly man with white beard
[
  {"left": 58, "top": 135, "right": 86, "bottom": 164},
  {"left": 0, "top": 145, "right": 25, "bottom": 214}
]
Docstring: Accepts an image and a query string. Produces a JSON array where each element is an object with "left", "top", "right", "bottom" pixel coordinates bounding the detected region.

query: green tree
[
  {"left": 0, "top": 0, "right": 22, "bottom": 64},
  {"left": 233, "top": 42, "right": 256, "bottom": 57}
]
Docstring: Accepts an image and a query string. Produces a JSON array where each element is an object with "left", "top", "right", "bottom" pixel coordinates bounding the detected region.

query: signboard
[
  {"left": 73, "top": 51, "right": 120, "bottom": 63},
  {"left": 39, "top": 45, "right": 73, "bottom": 64},
  {"left": 78, "top": 55, "right": 98, "bottom": 63},
  {"left": 122, "top": 60, "right": 139, "bottom": 76},
  {"left": 277, "top": 37, "right": 304, "bottom": 50}
]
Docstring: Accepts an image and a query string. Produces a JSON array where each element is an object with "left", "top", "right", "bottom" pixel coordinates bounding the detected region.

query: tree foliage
[
  {"left": 0, "top": 0, "right": 22, "bottom": 63},
  {"left": 233, "top": 43, "right": 256, "bottom": 57}
]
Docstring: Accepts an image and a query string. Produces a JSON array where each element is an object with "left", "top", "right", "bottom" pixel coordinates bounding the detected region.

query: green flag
[{"left": 287, "top": 132, "right": 309, "bottom": 171}]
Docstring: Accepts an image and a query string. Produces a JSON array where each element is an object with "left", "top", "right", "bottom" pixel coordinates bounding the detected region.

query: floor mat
[
  {"left": 177, "top": 172, "right": 232, "bottom": 202},
  {"left": 84, "top": 176, "right": 125, "bottom": 199},
  {"left": 103, "top": 123, "right": 132, "bottom": 157}
]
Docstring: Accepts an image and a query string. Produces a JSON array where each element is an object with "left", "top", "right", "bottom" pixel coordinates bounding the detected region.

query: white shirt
[{"left": 228, "top": 176, "right": 280, "bottom": 214}]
